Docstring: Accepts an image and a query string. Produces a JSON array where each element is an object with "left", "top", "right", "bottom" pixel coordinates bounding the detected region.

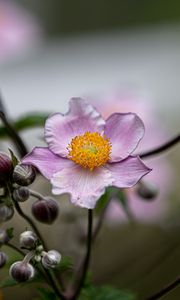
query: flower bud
[
  {"left": 0, "top": 229, "right": 10, "bottom": 245},
  {"left": 20, "top": 231, "right": 38, "bottom": 249},
  {"left": 13, "top": 187, "right": 30, "bottom": 202},
  {"left": 13, "top": 164, "right": 36, "bottom": 186},
  {"left": 9, "top": 261, "right": 35, "bottom": 282},
  {"left": 32, "top": 198, "right": 59, "bottom": 224},
  {"left": 0, "top": 152, "right": 13, "bottom": 186},
  {"left": 42, "top": 250, "right": 61, "bottom": 269},
  {"left": 137, "top": 181, "right": 158, "bottom": 200},
  {"left": 0, "top": 251, "right": 8, "bottom": 268},
  {"left": 0, "top": 204, "right": 14, "bottom": 222}
]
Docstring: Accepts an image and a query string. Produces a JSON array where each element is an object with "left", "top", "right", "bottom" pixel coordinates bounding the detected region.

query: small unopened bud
[
  {"left": 0, "top": 204, "right": 14, "bottom": 222},
  {"left": 20, "top": 231, "right": 38, "bottom": 249},
  {"left": 137, "top": 181, "right": 158, "bottom": 200},
  {"left": 9, "top": 261, "right": 35, "bottom": 282},
  {"left": 42, "top": 250, "right": 61, "bottom": 269},
  {"left": 0, "top": 152, "right": 13, "bottom": 186},
  {"left": 0, "top": 229, "right": 10, "bottom": 245},
  {"left": 13, "top": 164, "right": 36, "bottom": 186},
  {"left": 32, "top": 198, "right": 59, "bottom": 224},
  {"left": 13, "top": 187, "right": 30, "bottom": 202},
  {"left": 0, "top": 251, "right": 8, "bottom": 268}
]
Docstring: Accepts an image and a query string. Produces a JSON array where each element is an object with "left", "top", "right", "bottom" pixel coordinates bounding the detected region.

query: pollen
[{"left": 67, "top": 132, "right": 111, "bottom": 170}]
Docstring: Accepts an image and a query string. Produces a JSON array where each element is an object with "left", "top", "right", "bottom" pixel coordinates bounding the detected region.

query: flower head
[{"left": 22, "top": 98, "right": 151, "bottom": 209}]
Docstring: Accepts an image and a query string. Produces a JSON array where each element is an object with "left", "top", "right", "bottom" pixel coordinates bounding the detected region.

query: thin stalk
[
  {"left": 0, "top": 111, "right": 28, "bottom": 157},
  {"left": 6, "top": 243, "right": 25, "bottom": 257},
  {"left": 140, "top": 134, "right": 180, "bottom": 159},
  {"left": 92, "top": 199, "right": 111, "bottom": 242},
  {"left": 144, "top": 276, "right": 180, "bottom": 300},
  {"left": 11, "top": 199, "right": 65, "bottom": 299},
  {"left": 71, "top": 209, "right": 93, "bottom": 300},
  {"left": 12, "top": 199, "right": 47, "bottom": 250},
  {"left": 29, "top": 189, "right": 44, "bottom": 200}
]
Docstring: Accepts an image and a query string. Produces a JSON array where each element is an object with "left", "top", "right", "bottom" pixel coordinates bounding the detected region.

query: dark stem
[
  {"left": 0, "top": 111, "right": 28, "bottom": 157},
  {"left": 140, "top": 134, "right": 180, "bottom": 159},
  {"left": 144, "top": 276, "right": 180, "bottom": 300},
  {"left": 12, "top": 199, "right": 47, "bottom": 250},
  {"left": 7, "top": 243, "right": 25, "bottom": 256},
  {"left": 0, "top": 94, "right": 28, "bottom": 157},
  {"left": 45, "top": 269, "right": 66, "bottom": 300},
  {"left": 71, "top": 209, "right": 93, "bottom": 300}
]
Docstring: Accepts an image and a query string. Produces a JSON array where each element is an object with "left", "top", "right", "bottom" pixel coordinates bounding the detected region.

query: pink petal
[
  {"left": 105, "top": 113, "right": 144, "bottom": 162},
  {"left": 22, "top": 147, "right": 72, "bottom": 179},
  {"left": 45, "top": 98, "right": 105, "bottom": 157},
  {"left": 106, "top": 156, "right": 151, "bottom": 188},
  {"left": 51, "top": 165, "right": 113, "bottom": 209}
]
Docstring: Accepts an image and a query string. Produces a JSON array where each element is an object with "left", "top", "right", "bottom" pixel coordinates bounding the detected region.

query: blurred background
[{"left": 0, "top": 0, "right": 180, "bottom": 299}]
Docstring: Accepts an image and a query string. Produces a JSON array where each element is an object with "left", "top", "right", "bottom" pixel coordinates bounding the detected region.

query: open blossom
[
  {"left": 22, "top": 98, "right": 151, "bottom": 209},
  {"left": 91, "top": 92, "right": 173, "bottom": 222}
]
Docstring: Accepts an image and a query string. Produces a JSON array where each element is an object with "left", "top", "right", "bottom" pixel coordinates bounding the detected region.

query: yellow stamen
[{"left": 67, "top": 132, "right": 111, "bottom": 170}]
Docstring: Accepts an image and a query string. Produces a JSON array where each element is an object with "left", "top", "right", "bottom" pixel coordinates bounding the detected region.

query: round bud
[
  {"left": 13, "top": 187, "right": 30, "bottom": 202},
  {"left": 137, "top": 181, "right": 158, "bottom": 201},
  {"left": 13, "top": 164, "right": 36, "bottom": 186},
  {"left": 20, "top": 231, "right": 38, "bottom": 249},
  {"left": 0, "top": 229, "right": 10, "bottom": 245},
  {"left": 0, "top": 152, "right": 13, "bottom": 186},
  {"left": 0, "top": 251, "right": 8, "bottom": 268},
  {"left": 0, "top": 204, "right": 14, "bottom": 222},
  {"left": 42, "top": 250, "right": 61, "bottom": 269},
  {"left": 32, "top": 198, "right": 59, "bottom": 224},
  {"left": 9, "top": 261, "right": 35, "bottom": 282}
]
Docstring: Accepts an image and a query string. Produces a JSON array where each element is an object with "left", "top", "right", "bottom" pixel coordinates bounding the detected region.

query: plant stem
[
  {"left": 0, "top": 111, "right": 28, "bottom": 158},
  {"left": 12, "top": 199, "right": 65, "bottom": 300},
  {"left": 71, "top": 209, "right": 93, "bottom": 300},
  {"left": 144, "top": 276, "right": 180, "bottom": 300},
  {"left": 45, "top": 269, "right": 66, "bottom": 300},
  {"left": 12, "top": 199, "right": 47, "bottom": 250},
  {"left": 29, "top": 189, "right": 44, "bottom": 200},
  {"left": 140, "top": 134, "right": 180, "bottom": 159},
  {"left": 6, "top": 243, "right": 25, "bottom": 256}
]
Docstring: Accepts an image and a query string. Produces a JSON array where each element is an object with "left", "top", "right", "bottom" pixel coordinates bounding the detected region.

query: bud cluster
[{"left": 8, "top": 230, "right": 62, "bottom": 282}]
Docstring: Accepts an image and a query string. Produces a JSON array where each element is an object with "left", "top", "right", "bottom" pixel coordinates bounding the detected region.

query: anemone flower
[
  {"left": 22, "top": 98, "right": 151, "bottom": 209},
  {"left": 90, "top": 91, "right": 173, "bottom": 222}
]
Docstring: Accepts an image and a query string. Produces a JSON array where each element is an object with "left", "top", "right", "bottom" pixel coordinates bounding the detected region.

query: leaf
[
  {"left": 95, "top": 190, "right": 109, "bottom": 215},
  {"left": 8, "top": 149, "right": 19, "bottom": 167},
  {"left": 6, "top": 227, "right": 14, "bottom": 239},
  {"left": 0, "top": 277, "right": 18, "bottom": 288},
  {"left": 95, "top": 187, "right": 119, "bottom": 215},
  {"left": 37, "top": 287, "right": 58, "bottom": 300},
  {"left": 57, "top": 256, "right": 73, "bottom": 273},
  {"left": 80, "top": 285, "right": 136, "bottom": 300},
  {"left": 0, "top": 113, "right": 49, "bottom": 138}
]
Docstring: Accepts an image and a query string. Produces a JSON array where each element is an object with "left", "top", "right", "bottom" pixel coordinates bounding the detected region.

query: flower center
[{"left": 67, "top": 132, "right": 111, "bottom": 170}]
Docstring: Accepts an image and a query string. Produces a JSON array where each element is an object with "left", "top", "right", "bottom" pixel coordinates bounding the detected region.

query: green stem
[{"left": 70, "top": 209, "right": 93, "bottom": 300}]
